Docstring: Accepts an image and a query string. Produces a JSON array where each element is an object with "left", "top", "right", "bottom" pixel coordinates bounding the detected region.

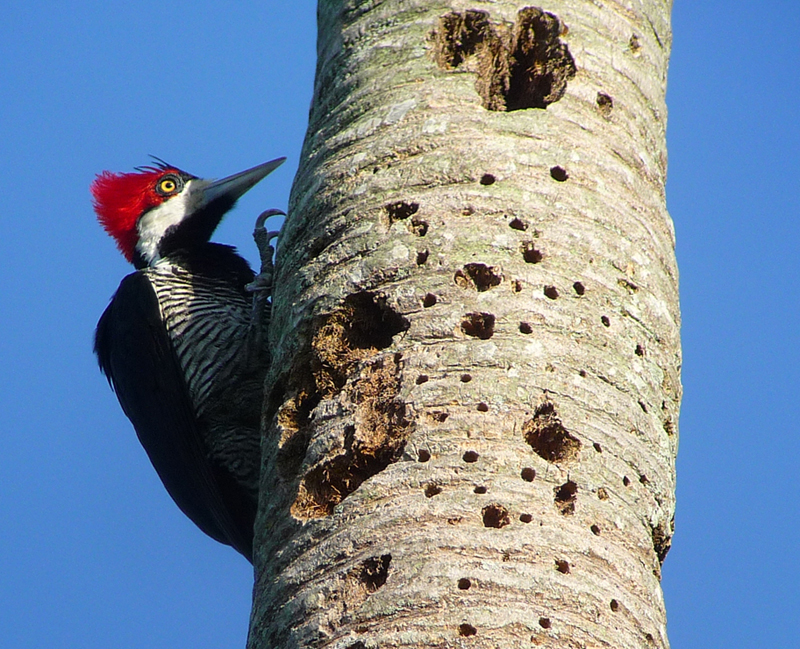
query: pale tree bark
[{"left": 249, "top": 1, "right": 679, "bottom": 648}]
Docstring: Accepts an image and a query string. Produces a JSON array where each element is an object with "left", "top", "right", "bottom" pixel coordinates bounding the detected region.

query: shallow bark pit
[
  {"left": 521, "top": 241, "right": 543, "bottom": 263},
  {"left": 384, "top": 200, "right": 419, "bottom": 224},
  {"left": 460, "top": 312, "right": 495, "bottom": 339},
  {"left": 429, "top": 410, "right": 449, "bottom": 422},
  {"left": 424, "top": 483, "right": 443, "bottom": 498},
  {"left": 454, "top": 263, "right": 502, "bottom": 291},
  {"left": 291, "top": 354, "right": 412, "bottom": 518},
  {"left": 459, "top": 623, "right": 478, "bottom": 637},
  {"left": 462, "top": 450, "right": 479, "bottom": 463},
  {"left": 410, "top": 218, "right": 428, "bottom": 236},
  {"left": 433, "top": 8, "right": 576, "bottom": 111},
  {"left": 359, "top": 554, "right": 392, "bottom": 592},
  {"left": 482, "top": 503, "right": 511, "bottom": 528},
  {"left": 554, "top": 480, "right": 578, "bottom": 515},
  {"left": 523, "top": 401, "right": 581, "bottom": 462},
  {"left": 596, "top": 91, "right": 614, "bottom": 117}
]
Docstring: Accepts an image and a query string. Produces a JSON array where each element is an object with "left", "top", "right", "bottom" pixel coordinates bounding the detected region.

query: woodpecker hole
[
  {"left": 520, "top": 513, "right": 532, "bottom": 523},
  {"left": 457, "top": 577, "right": 472, "bottom": 590},
  {"left": 341, "top": 554, "right": 392, "bottom": 612},
  {"left": 509, "top": 217, "right": 528, "bottom": 231},
  {"left": 454, "top": 263, "right": 503, "bottom": 291},
  {"left": 418, "top": 449, "right": 431, "bottom": 462},
  {"left": 422, "top": 293, "right": 437, "bottom": 307},
  {"left": 477, "top": 402, "right": 489, "bottom": 412},
  {"left": 460, "top": 373, "right": 473, "bottom": 383},
  {"left": 640, "top": 474, "right": 649, "bottom": 485},
  {"left": 596, "top": 92, "right": 614, "bottom": 117},
  {"left": 550, "top": 166, "right": 569, "bottom": 181},
  {"left": 416, "top": 250, "right": 429, "bottom": 265},
  {"left": 521, "top": 241, "right": 543, "bottom": 263},
  {"left": 597, "top": 487, "right": 609, "bottom": 500},
  {"left": 410, "top": 218, "right": 428, "bottom": 236},
  {"left": 638, "top": 400, "right": 648, "bottom": 413},
  {"left": 291, "top": 354, "right": 412, "bottom": 519},
  {"left": 610, "top": 599, "right": 620, "bottom": 612},
  {"left": 460, "top": 312, "right": 495, "bottom": 339},
  {"left": 619, "top": 278, "right": 639, "bottom": 292},
  {"left": 573, "top": 281, "right": 585, "bottom": 295},
  {"left": 511, "top": 279, "right": 523, "bottom": 292},
  {"left": 554, "top": 480, "right": 578, "bottom": 515},
  {"left": 579, "top": 369, "right": 587, "bottom": 377},
  {"left": 482, "top": 503, "right": 511, "bottom": 528},
  {"left": 433, "top": 8, "right": 575, "bottom": 111},
  {"left": 635, "top": 343, "right": 645, "bottom": 356},
  {"left": 539, "top": 617, "right": 551, "bottom": 629},
  {"left": 544, "top": 285, "right": 559, "bottom": 299},
  {"left": 593, "top": 442, "right": 602, "bottom": 453},
  {"left": 591, "top": 524, "right": 601, "bottom": 535},
  {"left": 385, "top": 200, "right": 419, "bottom": 224},
  {"left": 519, "top": 322, "right": 533, "bottom": 334},
  {"left": 416, "top": 374, "right": 429, "bottom": 385},
  {"left": 523, "top": 401, "right": 581, "bottom": 463},
  {"left": 459, "top": 623, "right": 478, "bottom": 637},
  {"left": 664, "top": 417, "right": 675, "bottom": 436},
  {"left": 622, "top": 476, "right": 631, "bottom": 486},
  {"left": 601, "top": 315, "right": 610, "bottom": 327},
  {"left": 651, "top": 519, "right": 673, "bottom": 563},
  {"left": 428, "top": 410, "right": 449, "bottom": 422},
  {"left": 424, "top": 483, "right": 443, "bottom": 498},
  {"left": 521, "top": 467, "right": 536, "bottom": 482},
  {"left": 463, "top": 450, "right": 479, "bottom": 463},
  {"left": 555, "top": 559, "right": 570, "bottom": 574},
  {"left": 479, "top": 173, "right": 496, "bottom": 185},
  {"left": 473, "top": 485, "right": 487, "bottom": 494},
  {"left": 629, "top": 34, "right": 642, "bottom": 53}
]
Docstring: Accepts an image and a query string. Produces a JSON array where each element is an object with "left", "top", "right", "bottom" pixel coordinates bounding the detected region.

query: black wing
[{"left": 95, "top": 272, "right": 254, "bottom": 561}]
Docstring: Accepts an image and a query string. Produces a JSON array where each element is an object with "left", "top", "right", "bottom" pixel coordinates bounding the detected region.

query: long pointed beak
[{"left": 202, "top": 157, "right": 286, "bottom": 205}]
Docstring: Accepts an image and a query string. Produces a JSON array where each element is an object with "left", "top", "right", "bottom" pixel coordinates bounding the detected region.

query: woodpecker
[{"left": 93, "top": 157, "right": 285, "bottom": 562}]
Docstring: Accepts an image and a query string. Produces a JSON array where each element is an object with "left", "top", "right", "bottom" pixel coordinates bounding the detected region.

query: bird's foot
[{"left": 245, "top": 209, "right": 285, "bottom": 296}]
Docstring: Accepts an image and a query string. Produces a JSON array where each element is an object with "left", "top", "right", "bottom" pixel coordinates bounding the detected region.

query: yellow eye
[{"left": 155, "top": 174, "right": 183, "bottom": 196}]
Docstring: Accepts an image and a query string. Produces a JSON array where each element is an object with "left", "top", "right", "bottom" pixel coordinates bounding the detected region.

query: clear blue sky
[{"left": 0, "top": 2, "right": 796, "bottom": 648}]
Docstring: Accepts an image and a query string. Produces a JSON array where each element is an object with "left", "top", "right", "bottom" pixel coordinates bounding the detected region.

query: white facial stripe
[{"left": 135, "top": 179, "right": 210, "bottom": 265}]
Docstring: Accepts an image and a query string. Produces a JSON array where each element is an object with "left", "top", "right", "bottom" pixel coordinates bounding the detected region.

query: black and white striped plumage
[{"left": 93, "top": 159, "right": 284, "bottom": 561}]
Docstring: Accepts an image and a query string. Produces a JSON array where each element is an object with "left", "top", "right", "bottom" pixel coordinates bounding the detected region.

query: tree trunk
[{"left": 249, "top": 1, "right": 679, "bottom": 648}]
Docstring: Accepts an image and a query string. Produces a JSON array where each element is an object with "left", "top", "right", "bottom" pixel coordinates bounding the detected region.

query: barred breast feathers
[{"left": 145, "top": 263, "right": 251, "bottom": 416}]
